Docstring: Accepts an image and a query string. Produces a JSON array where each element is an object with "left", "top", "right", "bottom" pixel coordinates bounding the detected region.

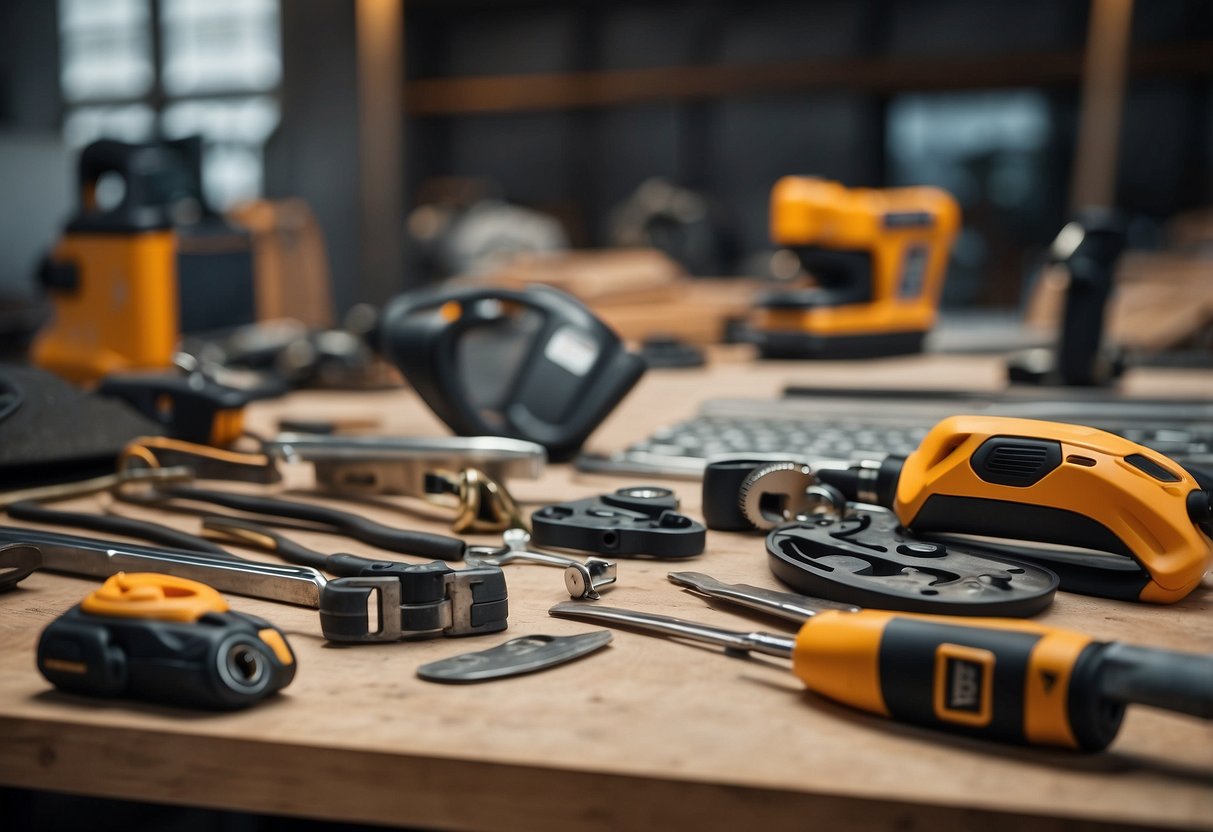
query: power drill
[
  {"left": 33, "top": 138, "right": 256, "bottom": 384},
  {"left": 817, "top": 415, "right": 1213, "bottom": 603},
  {"left": 751, "top": 177, "right": 960, "bottom": 359}
]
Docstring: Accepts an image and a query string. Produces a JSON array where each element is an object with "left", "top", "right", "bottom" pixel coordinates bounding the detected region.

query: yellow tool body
[
  {"left": 819, "top": 415, "right": 1213, "bottom": 603},
  {"left": 33, "top": 137, "right": 257, "bottom": 386},
  {"left": 754, "top": 177, "right": 960, "bottom": 358},
  {"left": 793, "top": 608, "right": 1101, "bottom": 749},
  {"left": 34, "top": 230, "right": 179, "bottom": 383}
]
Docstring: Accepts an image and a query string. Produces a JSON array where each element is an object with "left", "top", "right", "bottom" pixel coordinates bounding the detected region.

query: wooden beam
[
  {"left": 1070, "top": 0, "right": 1135, "bottom": 212},
  {"left": 405, "top": 40, "right": 1213, "bottom": 117},
  {"left": 356, "top": 0, "right": 406, "bottom": 301}
]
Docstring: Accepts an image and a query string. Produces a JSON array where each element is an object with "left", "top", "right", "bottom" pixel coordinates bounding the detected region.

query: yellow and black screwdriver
[{"left": 550, "top": 573, "right": 1213, "bottom": 751}]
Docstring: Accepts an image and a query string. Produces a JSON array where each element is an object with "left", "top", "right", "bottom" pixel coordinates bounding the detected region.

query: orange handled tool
[
  {"left": 551, "top": 574, "right": 1213, "bottom": 751},
  {"left": 817, "top": 415, "right": 1213, "bottom": 603}
]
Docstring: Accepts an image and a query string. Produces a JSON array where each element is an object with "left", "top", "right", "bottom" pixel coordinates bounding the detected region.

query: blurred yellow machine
[
  {"left": 33, "top": 139, "right": 256, "bottom": 384},
  {"left": 752, "top": 177, "right": 960, "bottom": 358}
]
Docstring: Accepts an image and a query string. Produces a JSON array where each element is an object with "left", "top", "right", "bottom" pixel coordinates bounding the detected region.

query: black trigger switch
[{"left": 897, "top": 542, "right": 945, "bottom": 557}]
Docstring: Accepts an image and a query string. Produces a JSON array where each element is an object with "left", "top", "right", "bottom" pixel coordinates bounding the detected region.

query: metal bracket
[{"left": 265, "top": 433, "right": 545, "bottom": 496}]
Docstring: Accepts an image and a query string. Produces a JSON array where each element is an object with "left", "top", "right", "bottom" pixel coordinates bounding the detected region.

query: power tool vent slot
[
  {"left": 970, "top": 438, "right": 1061, "bottom": 487},
  {"left": 986, "top": 445, "right": 1049, "bottom": 475}
]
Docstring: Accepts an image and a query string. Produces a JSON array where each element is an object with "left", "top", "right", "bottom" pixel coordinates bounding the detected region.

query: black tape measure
[{"left": 37, "top": 572, "right": 296, "bottom": 709}]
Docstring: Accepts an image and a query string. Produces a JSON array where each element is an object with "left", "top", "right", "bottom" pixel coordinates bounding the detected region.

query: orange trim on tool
[
  {"left": 1023, "top": 629, "right": 1092, "bottom": 749},
  {"left": 209, "top": 408, "right": 245, "bottom": 448},
  {"left": 42, "top": 658, "right": 89, "bottom": 675},
  {"left": 81, "top": 573, "right": 229, "bottom": 623},
  {"left": 792, "top": 609, "right": 891, "bottom": 717},
  {"left": 120, "top": 436, "right": 271, "bottom": 468},
  {"left": 932, "top": 643, "right": 994, "bottom": 728},
  {"left": 32, "top": 230, "right": 179, "bottom": 384},
  {"left": 258, "top": 628, "right": 295, "bottom": 666}
]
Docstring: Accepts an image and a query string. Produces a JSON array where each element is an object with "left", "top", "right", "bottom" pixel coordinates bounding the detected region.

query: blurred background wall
[{"left": 1, "top": 0, "right": 1210, "bottom": 315}]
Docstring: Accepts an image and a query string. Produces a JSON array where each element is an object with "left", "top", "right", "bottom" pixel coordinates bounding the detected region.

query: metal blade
[
  {"left": 667, "top": 571, "right": 859, "bottom": 622},
  {"left": 549, "top": 601, "right": 794, "bottom": 658},
  {"left": 416, "top": 631, "right": 614, "bottom": 683}
]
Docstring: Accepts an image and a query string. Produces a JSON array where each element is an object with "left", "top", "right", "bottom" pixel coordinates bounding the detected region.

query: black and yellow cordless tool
[
  {"left": 816, "top": 415, "right": 1213, "bottom": 603},
  {"left": 38, "top": 572, "right": 296, "bottom": 709},
  {"left": 33, "top": 138, "right": 255, "bottom": 384},
  {"left": 751, "top": 177, "right": 960, "bottom": 359},
  {"left": 551, "top": 572, "right": 1213, "bottom": 751}
]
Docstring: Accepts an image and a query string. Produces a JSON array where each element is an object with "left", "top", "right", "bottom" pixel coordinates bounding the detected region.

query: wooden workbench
[{"left": 1, "top": 352, "right": 1211, "bottom": 831}]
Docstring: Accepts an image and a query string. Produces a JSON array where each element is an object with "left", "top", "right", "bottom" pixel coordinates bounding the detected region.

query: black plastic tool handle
[
  {"left": 6, "top": 501, "right": 236, "bottom": 558},
  {"left": 162, "top": 486, "right": 466, "bottom": 561}
]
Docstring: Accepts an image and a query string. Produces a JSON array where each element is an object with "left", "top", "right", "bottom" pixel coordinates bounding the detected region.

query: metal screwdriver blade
[{"left": 549, "top": 602, "right": 795, "bottom": 658}]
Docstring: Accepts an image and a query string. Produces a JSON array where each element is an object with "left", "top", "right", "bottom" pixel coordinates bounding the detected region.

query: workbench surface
[{"left": 2, "top": 353, "right": 1211, "bottom": 831}]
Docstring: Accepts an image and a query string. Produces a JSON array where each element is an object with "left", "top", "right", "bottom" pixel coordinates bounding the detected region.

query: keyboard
[{"left": 575, "top": 388, "right": 1213, "bottom": 479}]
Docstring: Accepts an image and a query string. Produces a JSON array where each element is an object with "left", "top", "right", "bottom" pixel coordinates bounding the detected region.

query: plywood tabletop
[{"left": 1, "top": 352, "right": 1211, "bottom": 831}]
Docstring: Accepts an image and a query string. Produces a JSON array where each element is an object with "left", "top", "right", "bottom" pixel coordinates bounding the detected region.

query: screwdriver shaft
[
  {"left": 668, "top": 571, "right": 858, "bottom": 621},
  {"left": 549, "top": 602, "right": 795, "bottom": 658}
]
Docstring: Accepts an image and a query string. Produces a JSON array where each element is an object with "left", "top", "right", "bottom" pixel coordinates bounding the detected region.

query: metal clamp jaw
[{"left": 319, "top": 561, "right": 509, "bottom": 641}]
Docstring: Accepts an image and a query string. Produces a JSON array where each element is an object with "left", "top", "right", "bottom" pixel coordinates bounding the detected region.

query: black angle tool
[
  {"left": 375, "top": 284, "right": 646, "bottom": 462},
  {"left": 1, "top": 527, "right": 508, "bottom": 642},
  {"left": 531, "top": 486, "right": 706, "bottom": 559}
]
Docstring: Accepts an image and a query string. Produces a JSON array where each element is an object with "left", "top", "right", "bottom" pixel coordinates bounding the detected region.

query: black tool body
[
  {"left": 377, "top": 284, "right": 646, "bottom": 462},
  {"left": 766, "top": 507, "right": 1058, "bottom": 616},
  {"left": 38, "top": 603, "right": 295, "bottom": 709},
  {"left": 531, "top": 487, "right": 705, "bottom": 558}
]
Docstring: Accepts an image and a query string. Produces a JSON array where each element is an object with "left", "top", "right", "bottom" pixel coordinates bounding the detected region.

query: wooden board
[{"left": 1, "top": 354, "right": 1211, "bottom": 831}]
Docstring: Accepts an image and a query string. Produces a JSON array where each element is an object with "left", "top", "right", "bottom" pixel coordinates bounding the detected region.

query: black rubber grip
[
  {"left": 163, "top": 486, "right": 466, "bottom": 561},
  {"left": 702, "top": 459, "right": 770, "bottom": 531},
  {"left": 877, "top": 618, "right": 1120, "bottom": 750},
  {"left": 6, "top": 501, "right": 236, "bottom": 558}
]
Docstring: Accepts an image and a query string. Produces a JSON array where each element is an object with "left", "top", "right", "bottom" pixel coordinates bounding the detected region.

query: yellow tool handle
[{"left": 792, "top": 609, "right": 1118, "bottom": 750}]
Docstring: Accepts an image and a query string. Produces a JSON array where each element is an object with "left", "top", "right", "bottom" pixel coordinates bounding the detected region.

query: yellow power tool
[
  {"left": 33, "top": 138, "right": 256, "bottom": 384},
  {"left": 753, "top": 177, "right": 960, "bottom": 358}
]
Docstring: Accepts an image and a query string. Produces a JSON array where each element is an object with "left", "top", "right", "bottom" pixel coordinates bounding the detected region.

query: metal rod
[
  {"left": 549, "top": 602, "right": 795, "bottom": 658},
  {"left": 667, "top": 572, "right": 859, "bottom": 622}
]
